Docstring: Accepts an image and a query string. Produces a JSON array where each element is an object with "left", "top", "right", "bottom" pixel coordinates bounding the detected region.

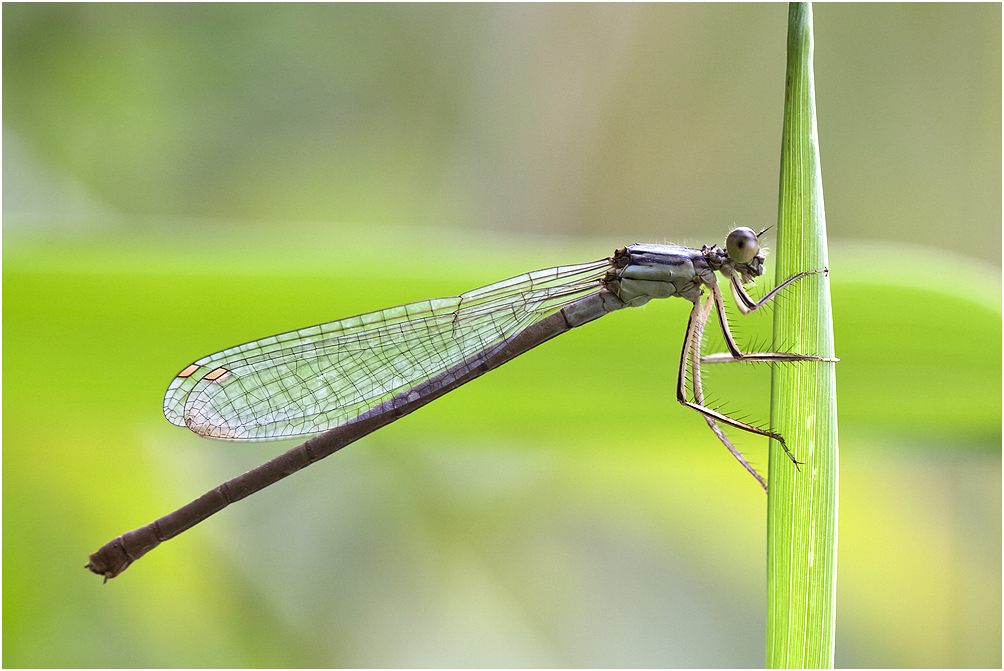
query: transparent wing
[{"left": 164, "top": 259, "right": 611, "bottom": 440}]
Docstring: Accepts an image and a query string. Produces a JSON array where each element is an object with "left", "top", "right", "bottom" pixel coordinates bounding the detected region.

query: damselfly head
[
  {"left": 716, "top": 226, "right": 768, "bottom": 284},
  {"left": 726, "top": 226, "right": 760, "bottom": 264}
]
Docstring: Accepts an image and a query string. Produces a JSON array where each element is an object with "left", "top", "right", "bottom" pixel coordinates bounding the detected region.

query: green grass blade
[{"left": 766, "top": 3, "right": 839, "bottom": 668}]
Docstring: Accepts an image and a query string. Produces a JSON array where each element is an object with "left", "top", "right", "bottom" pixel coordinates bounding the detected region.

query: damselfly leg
[{"left": 677, "top": 268, "right": 835, "bottom": 490}]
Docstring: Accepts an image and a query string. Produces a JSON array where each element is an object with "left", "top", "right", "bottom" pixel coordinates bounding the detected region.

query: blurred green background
[{"left": 4, "top": 4, "right": 1000, "bottom": 668}]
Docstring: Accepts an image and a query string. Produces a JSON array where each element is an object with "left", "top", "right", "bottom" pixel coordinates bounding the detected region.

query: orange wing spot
[
  {"left": 204, "top": 367, "right": 231, "bottom": 382},
  {"left": 177, "top": 364, "right": 202, "bottom": 378}
]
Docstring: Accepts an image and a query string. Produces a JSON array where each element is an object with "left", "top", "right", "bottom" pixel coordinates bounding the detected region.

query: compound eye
[{"left": 726, "top": 227, "right": 759, "bottom": 264}]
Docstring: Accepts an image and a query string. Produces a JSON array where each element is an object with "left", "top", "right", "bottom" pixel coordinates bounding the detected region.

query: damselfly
[{"left": 87, "top": 227, "right": 834, "bottom": 580}]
